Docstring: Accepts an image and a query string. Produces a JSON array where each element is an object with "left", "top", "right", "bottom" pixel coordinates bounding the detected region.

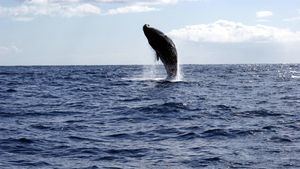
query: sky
[{"left": 0, "top": 0, "right": 300, "bottom": 65}]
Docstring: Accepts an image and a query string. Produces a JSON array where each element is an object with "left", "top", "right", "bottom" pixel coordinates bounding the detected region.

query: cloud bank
[
  {"left": 0, "top": 2, "right": 101, "bottom": 19},
  {"left": 0, "top": 0, "right": 192, "bottom": 19},
  {"left": 168, "top": 20, "right": 300, "bottom": 43}
]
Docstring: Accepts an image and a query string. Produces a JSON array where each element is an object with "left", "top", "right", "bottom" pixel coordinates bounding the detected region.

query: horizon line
[{"left": 0, "top": 63, "right": 299, "bottom": 67}]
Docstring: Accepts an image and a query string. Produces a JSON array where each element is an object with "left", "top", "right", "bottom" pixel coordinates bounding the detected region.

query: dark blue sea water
[{"left": 0, "top": 64, "right": 299, "bottom": 169}]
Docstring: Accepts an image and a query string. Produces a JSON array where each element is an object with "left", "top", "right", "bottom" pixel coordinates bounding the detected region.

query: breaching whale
[{"left": 143, "top": 24, "right": 178, "bottom": 79}]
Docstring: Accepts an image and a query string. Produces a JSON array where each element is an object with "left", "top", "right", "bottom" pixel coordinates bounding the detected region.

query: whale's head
[
  {"left": 143, "top": 24, "right": 150, "bottom": 30},
  {"left": 143, "top": 24, "right": 154, "bottom": 40},
  {"left": 143, "top": 24, "right": 152, "bottom": 33},
  {"left": 143, "top": 24, "right": 164, "bottom": 42}
]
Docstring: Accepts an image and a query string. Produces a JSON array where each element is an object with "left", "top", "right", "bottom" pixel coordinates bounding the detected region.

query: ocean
[{"left": 0, "top": 64, "right": 299, "bottom": 169}]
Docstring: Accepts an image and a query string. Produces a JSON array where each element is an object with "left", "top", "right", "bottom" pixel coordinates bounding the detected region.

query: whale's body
[{"left": 143, "top": 24, "right": 178, "bottom": 78}]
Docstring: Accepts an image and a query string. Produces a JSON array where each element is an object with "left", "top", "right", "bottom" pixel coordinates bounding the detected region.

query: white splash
[
  {"left": 142, "top": 61, "right": 163, "bottom": 79},
  {"left": 141, "top": 59, "right": 183, "bottom": 82},
  {"left": 175, "top": 61, "right": 183, "bottom": 81},
  {"left": 291, "top": 70, "right": 300, "bottom": 79},
  {"left": 124, "top": 57, "right": 183, "bottom": 82}
]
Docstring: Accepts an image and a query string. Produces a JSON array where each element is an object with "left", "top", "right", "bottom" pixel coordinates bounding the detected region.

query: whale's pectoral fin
[{"left": 155, "top": 52, "right": 160, "bottom": 61}]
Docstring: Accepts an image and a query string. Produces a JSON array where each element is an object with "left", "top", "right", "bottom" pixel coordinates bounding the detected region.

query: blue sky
[{"left": 0, "top": 0, "right": 300, "bottom": 65}]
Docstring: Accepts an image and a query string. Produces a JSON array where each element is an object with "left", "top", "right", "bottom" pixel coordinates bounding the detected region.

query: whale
[{"left": 143, "top": 24, "right": 178, "bottom": 79}]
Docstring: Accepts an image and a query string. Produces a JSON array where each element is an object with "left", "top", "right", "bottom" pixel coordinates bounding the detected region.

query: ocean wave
[
  {"left": 8, "top": 160, "right": 50, "bottom": 167},
  {"left": 201, "top": 128, "right": 262, "bottom": 138},
  {"left": 234, "top": 109, "right": 282, "bottom": 117},
  {"left": 104, "top": 148, "right": 148, "bottom": 158},
  {"left": 134, "top": 102, "right": 190, "bottom": 113},
  {"left": 269, "top": 136, "right": 293, "bottom": 143}
]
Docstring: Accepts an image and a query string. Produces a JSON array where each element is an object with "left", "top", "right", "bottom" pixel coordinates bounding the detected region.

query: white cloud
[
  {"left": 27, "top": 0, "right": 81, "bottom": 4},
  {"left": 62, "top": 3, "right": 101, "bottom": 17},
  {"left": 0, "top": 0, "right": 197, "bottom": 20},
  {"left": 256, "top": 11, "right": 273, "bottom": 18},
  {"left": 0, "top": 1, "right": 101, "bottom": 20},
  {"left": 97, "top": 0, "right": 178, "bottom": 5},
  {"left": 138, "top": 0, "right": 178, "bottom": 5},
  {"left": 27, "top": 0, "right": 179, "bottom": 5},
  {"left": 107, "top": 4, "right": 157, "bottom": 15},
  {"left": 0, "top": 45, "right": 21, "bottom": 57},
  {"left": 105, "top": 0, "right": 181, "bottom": 15},
  {"left": 26, "top": 0, "right": 49, "bottom": 5},
  {"left": 168, "top": 20, "right": 300, "bottom": 43}
]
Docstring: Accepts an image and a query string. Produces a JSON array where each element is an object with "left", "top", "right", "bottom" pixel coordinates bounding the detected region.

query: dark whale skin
[{"left": 143, "top": 24, "right": 178, "bottom": 78}]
